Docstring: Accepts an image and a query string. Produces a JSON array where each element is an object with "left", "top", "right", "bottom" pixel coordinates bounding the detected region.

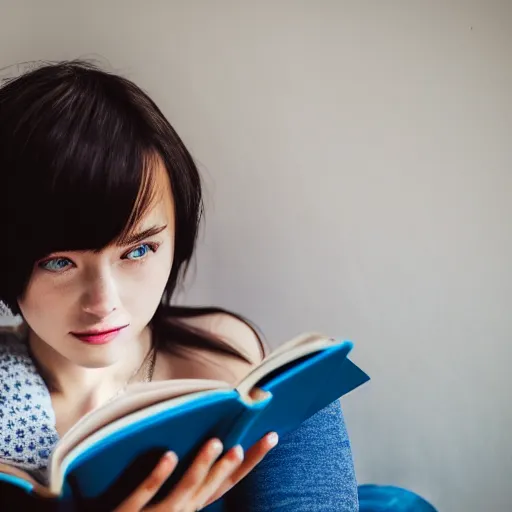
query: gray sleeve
[{"left": 221, "top": 400, "right": 359, "bottom": 511}]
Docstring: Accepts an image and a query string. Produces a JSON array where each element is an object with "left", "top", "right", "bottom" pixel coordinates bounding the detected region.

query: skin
[
  {"left": 16, "top": 162, "right": 277, "bottom": 511},
  {"left": 20, "top": 197, "right": 175, "bottom": 416}
]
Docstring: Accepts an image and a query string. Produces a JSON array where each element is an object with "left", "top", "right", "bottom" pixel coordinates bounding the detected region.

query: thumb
[{"left": 248, "top": 387, "right": 272, "bottom": 402}]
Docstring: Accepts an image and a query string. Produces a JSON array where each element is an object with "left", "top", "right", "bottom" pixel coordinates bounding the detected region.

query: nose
[{"left": 80, "top": 269, "right": 120, "bottom": 319}]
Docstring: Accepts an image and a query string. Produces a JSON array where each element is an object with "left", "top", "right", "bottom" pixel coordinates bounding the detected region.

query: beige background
[{"left": 1, "top": 2, "right": 511, "bottom": 510}]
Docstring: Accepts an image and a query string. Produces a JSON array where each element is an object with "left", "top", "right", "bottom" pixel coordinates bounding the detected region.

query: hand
[{"left": 115, "top": 389, "right": 278, "bottom": 512}]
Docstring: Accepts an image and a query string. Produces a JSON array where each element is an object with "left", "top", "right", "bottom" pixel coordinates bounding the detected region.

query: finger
[
  {"left": 192, "top": 444, "right": 245, "bottom": 510},
  {"left": 203, "top": 432, "right": 278, "bottom": 507},
  {"left": 226, "top": 432, "right": 278, "bottom": 483},
  {"left": 114, "top": 451, "right": 178, "bottom": 511},
  {"left": 248, "top": 387, "right": 271, "bottom": 402},
  {"left": 162, "top": 438, "right": 223, "bottom": 509}
]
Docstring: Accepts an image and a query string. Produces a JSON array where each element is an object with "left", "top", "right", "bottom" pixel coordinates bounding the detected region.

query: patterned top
[{"left": 0, "top": 332, "right": 59, "bottom": 480}]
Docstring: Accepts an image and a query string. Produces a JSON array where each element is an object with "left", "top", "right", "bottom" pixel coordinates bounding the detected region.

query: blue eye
[
  {"left": 124, "top": 243, "right": 154, "bottom": 261},
  {"left": 39, "top": 258, "right": 72, "bottom": 272}
]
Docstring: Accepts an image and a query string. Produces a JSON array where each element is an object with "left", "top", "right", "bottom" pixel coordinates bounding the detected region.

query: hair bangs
[
  {"left": 114, "top": 152, "right": 171, "bottom": 247},
  {"left": 0, "top": 62, "right": 166, "bottom": 310},
  {"left": 8, "top": 74, "right": 159, "bottom": 259},
  {"left": 1, "top": 60, "right": 201, "bottom": 316}
]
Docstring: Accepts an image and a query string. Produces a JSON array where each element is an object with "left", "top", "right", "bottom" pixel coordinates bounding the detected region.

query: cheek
[
  {"left": 122, "top": 247, "right": 172, "bottom": 313},
  {"left": 148, "top": 246, "right": 173, "bottom": 294},
  {"left": 18, "top": 274, "right": 71, "bottom": 332}
]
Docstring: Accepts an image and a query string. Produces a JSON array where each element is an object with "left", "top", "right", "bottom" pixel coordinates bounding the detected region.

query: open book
[{"left": 0, "top": 333, "right": 369, "bottom": 509}]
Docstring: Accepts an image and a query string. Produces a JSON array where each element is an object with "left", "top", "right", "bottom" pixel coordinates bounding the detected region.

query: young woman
[{"left": 0, "top": 61, "right": 359, "bottom": 511}]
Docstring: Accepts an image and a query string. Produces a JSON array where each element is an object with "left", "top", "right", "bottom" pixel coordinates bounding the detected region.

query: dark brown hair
[{"left": 0, "top": 60, "right": 264, "bottom": 362}]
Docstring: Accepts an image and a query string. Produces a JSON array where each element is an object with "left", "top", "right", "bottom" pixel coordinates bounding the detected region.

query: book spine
[{"left": 220, "top": 393, "right": 273, "bottom": 452}]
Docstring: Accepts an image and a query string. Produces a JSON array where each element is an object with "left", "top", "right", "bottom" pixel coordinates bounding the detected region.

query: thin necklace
[
  {"left": 107, "top": 345, "right": 156, "bottom": 403},
  {"left": 126, "top": 344, "right": 156, "bottom": 385},
  {"left": 138, "top": 345, "right": 157, "bottom": 383}
]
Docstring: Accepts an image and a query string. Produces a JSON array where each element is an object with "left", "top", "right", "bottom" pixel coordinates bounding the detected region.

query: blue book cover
[{"left": 0, "top": 333, "right": 369, "bottom": 510}]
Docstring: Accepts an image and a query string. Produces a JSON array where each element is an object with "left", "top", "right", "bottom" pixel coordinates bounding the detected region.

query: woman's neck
[{"left": 27, "top": 326, "right": 153, "bottom": 410}]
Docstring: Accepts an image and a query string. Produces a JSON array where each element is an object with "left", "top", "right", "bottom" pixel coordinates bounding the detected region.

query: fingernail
[
  {"left": 267, "top": 432, "right": 279, "bottom": 447},
  {"left": 211, "top": 439, "right": 223, "bottom": 455},
  {"left": 164, "top": 451, "right": 178, "bottom": 465},
  {"left": 233, "top": 444, "right": 244, "bottom": 460}
]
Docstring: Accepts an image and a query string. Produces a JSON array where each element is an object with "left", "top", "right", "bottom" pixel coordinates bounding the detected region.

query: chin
[{"left": 74, "top": 351, "right": 123, "bottom": 369}]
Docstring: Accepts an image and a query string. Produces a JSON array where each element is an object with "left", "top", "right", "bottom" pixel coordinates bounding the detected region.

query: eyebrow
[{"left": 118, "top": 224, "right": 168, "bottom": 246}]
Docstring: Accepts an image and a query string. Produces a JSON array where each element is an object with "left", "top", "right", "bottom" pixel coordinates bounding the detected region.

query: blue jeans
[{"left": 206, "top": 400, "right": 359, "bottom": 511}]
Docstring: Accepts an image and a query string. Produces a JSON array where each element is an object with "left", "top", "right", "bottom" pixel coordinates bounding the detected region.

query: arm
[{"left": 222, "top": 400, "right": 359, "bottom": 512}]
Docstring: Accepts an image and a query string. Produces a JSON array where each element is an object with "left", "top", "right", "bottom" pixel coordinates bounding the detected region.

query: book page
[
  {"left": 260, "top": 332, "right": 327, "bottom": 363},
  {"left": 235, "top": 334, "right": 339, "bottom": 398}
]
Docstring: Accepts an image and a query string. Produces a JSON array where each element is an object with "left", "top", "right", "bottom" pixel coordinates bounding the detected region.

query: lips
[{"left": 71, "top": 325, "right": 129, "bottom": 345}]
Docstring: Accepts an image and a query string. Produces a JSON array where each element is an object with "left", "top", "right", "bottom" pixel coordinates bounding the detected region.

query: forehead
[{"left": 137, "top": 198, "right": 173, "bottom": 230}]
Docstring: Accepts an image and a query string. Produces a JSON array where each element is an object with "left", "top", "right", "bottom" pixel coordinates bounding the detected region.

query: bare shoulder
[
  {"left": 179, "top": 311, "right": 268, "bottom": 364},
  {"left": 182, "top": 312, "right": 267, "bottom": 365},
  {"left": 161, "top": 310, "right": 269, "bottom": 385}
]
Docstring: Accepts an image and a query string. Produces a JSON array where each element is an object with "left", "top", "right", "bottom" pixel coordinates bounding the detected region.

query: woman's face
[{"left": 18, "top": 196, "right": 174, "bottom": 369}]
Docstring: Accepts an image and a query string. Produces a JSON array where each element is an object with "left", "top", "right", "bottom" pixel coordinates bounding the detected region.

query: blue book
[{"left": 0, "top": 333, "right": 369, "bottom": 510}]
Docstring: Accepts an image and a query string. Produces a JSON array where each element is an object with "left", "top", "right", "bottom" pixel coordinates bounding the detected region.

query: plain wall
[{"left": 1, "top": 2, "right": 511, "bottom": 510}]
